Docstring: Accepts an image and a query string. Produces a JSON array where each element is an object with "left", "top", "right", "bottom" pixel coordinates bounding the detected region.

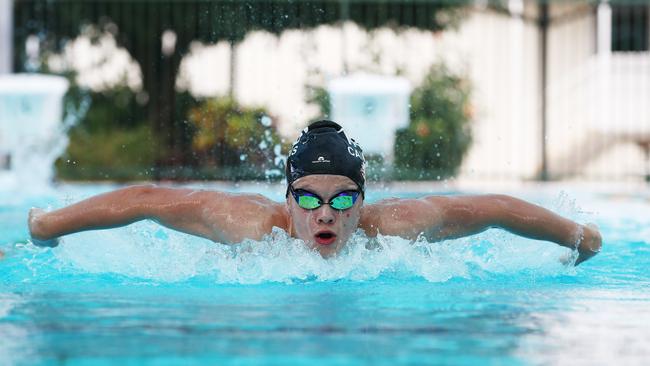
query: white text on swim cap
[
  {"left": 347, "top": 147, "right": 363, "bottom": 160},
  {"left": 312, "top": 156, "right": 331, "bottom": 164}
]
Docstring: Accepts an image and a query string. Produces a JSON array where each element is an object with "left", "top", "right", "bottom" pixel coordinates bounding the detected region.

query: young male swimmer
[{"left": 28, "top": 120, "right": 602, "bottom": 265}]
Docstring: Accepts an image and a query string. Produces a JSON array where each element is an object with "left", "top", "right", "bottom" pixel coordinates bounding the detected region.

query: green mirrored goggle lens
[
  {"left": 297, "top": 193, "right": 355, "bottom": 210},
  {"left": 330, "top": 195, "right": 355, "bottom": 210},
  {"left": 297, "top": 195, "right": 321, "bottom": 209},
  {"left": 291, "top": 187, "right": 359, "bottom": 211}
]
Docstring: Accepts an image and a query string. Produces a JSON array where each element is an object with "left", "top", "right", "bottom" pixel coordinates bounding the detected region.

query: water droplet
[{"left": 260, "top": 115, "right": 272, "bottom": 127}]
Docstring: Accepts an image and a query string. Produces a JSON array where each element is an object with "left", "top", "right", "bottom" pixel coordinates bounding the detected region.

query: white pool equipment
[
  {"left": 328, "top": 73, "right": 411, "bottom": 162},
  {"left": 0, "top": 74, "right": 69, "bottom": 189}
]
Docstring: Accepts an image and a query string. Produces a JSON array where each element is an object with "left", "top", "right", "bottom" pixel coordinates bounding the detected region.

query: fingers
[
  {"left": 583, "top": 223, "right": 603, "bottom": 253},
  {"left": 574, "top": 223, "right": 602, "bottom": 266},
  {"left": 30, "top": 238, "right": 60, "bottom": 248},
  {"left": 28, "top": 207, "right": 59, "bottom": 247},
  {"left": 574, "top": 250, "right": 594, "bottom": 266},
  {"left": 29, "top": 208, "right": 47, "bottom": 226},
  {"left": 28, "top": 207, "right": 44, "bottom": 232}
]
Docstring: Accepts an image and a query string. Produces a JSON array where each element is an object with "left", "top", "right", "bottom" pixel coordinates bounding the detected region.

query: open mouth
[{"left": 314, "top": 231, "right": 337, "bottom": 246}]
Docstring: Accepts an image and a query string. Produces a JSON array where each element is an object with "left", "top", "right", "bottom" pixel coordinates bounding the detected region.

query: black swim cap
[{"left": 286, "top": 120, "right": 366, "bottom": 195}]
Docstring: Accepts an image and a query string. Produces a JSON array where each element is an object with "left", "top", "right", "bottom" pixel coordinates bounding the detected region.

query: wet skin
[
  {"left": 286, "top": 175, "right": 363, "bottom": 257},
  {"left": 28, "top": 174, "right": 603, "bottom": 264}
]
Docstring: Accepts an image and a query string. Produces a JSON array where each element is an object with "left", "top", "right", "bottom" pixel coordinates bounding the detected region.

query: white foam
[{"left": 50, "top": 222, "right": 575, "bottom": 284}]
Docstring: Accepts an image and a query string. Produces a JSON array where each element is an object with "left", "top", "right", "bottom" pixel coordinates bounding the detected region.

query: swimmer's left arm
[
  {"left": 430, "top": 195, "right": 602, "bottom": 265},
  {"left": 370, "top": 195, "right": 601, "bottom": 265}
]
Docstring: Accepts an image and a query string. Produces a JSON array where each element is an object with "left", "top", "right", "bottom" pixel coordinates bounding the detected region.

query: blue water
[{"left": 1, "top": 183, "right": 649, "bottom": 365}]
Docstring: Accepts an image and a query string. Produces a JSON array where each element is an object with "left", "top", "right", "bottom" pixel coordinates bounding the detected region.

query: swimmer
[{"left": 28, "top": 120, "right": 602, "bottom": 265}]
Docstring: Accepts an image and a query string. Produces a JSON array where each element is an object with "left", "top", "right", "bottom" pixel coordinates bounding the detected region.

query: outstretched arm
[
  {"left": 28, "top": 184, "right": 286, "bottom": 247},
  {"left": 367, "top": 194, "right": 602, "bottom": 265}
]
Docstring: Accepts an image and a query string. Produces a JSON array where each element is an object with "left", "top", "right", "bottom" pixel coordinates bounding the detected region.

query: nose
[{"left": 315, "top": 206, "right": 336, "bottom": 224}]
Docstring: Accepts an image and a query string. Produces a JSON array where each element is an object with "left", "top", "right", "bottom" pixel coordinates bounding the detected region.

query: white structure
[
  {"left": 543, "top": 1, "right": 650, "bottom": 180},
  {"left": 328, "top": 73, "right": 410, "bottom": 160},
  {"left": 0, "top": 74, "right": 69, "bottom": 189}
]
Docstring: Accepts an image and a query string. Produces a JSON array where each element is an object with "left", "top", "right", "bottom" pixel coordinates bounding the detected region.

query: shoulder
[
  {"left": 359, "top": 196, "right": 446, "bottom": 238},
  {"left": 201, "top": 191, "right": 289, "bottom": 242},
  {"left": 201, "top": 191, "right": 284, "bottom": 214}
]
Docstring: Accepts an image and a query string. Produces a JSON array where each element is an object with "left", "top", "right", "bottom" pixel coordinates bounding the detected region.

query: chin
[{"left": 315, "top": 239, "right": 348, "bottom": 258}]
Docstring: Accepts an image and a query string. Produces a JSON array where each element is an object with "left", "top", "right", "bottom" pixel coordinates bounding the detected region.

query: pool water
[{"left": 1, "top": 183, "right": 649, "bottom": 365}]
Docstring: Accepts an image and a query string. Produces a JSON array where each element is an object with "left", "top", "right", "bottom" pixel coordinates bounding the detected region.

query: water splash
[
  {"left": 6, "top": 222, "right": 576, "bottom": 286},
  {"left": 260, "top": 115, "right": 272, "bottom": 127}
]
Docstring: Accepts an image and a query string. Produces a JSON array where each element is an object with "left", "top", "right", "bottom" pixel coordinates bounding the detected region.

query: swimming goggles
[{"left": 289, "top": 186, "right": 360, "bottom": 211}]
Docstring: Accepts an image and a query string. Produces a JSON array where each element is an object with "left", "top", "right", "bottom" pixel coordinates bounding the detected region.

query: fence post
[
  {"left": 539, "top": 1, "right": 549, "bottom": 181},
  {"left": 340, "top": 0, "right": 350, "bottom": 74},
  {"left": 597, "top": 1, "right": 612, "bottom": 178},
  {"left": 229, "top": 40, "right": 238, "bottom": 98},
  {"left": 0, "top": 0, "right": 13, "bottom": 74}
]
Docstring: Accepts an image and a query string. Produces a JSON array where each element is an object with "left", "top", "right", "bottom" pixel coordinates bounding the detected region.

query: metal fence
[{"left": 7, "top": 0, "right": 650, "bottom": 182}]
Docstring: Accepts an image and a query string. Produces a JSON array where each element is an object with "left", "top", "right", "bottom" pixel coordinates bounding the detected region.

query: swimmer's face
[{"left": 287, "top": 174, "right": 363, "bottom": 257}]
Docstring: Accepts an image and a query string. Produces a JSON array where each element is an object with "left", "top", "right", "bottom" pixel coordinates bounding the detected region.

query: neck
[{"left": 285, "top": 205, "right": 296, "bottom": 238}]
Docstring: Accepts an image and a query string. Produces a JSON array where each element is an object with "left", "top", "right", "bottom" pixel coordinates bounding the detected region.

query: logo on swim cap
[
  {"left": 285, "top": 120, "right": 365, "bottom": 195},
  {"left": 312, "top": 156, "right": 331, "bottom": 164}
]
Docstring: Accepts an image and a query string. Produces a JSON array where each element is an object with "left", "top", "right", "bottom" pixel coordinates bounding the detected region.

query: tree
[
  {"left": 394, "top": 64, "right": 473, "bottom": 180},
  {"left": 13, "top": 0, "right": 470, "bottom": 174}
]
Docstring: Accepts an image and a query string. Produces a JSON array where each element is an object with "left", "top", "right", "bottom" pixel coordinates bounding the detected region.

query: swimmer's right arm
[{"left": 28, "top": 185, "right": 284, "bottom": 247}]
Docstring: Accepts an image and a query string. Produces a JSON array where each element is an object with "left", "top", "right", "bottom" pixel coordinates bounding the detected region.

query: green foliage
[
  {"left": 305, "top": 85, "right": 331, "bottom": 120},
  {"left": 72, "top": 85, "right": 148, "bottom": 133},
  {"left": 394, "top": 64, "right": 473, "bottom": 180},
  {"left": 53, "top": 79, "right": 157, "bottom": 180},
  {"left": 56, "top": 85, "right": 288, "bottom": 181},
  {"left": 187, "top": 98, "right": 287, "bottom": 180},
  {"left": 56, "top": 124, "right": 157, "bottom": 181}
]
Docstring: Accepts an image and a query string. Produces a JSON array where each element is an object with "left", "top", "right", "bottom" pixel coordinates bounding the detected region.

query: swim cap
[{"left": 286, "top": 120, "right": 366, "bottom": 195}]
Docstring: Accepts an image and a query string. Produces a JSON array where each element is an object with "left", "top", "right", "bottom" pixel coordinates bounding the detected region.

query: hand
[
  {"left": 575, "top": 223, "right": 602, "bottom": 265},
  {"left": 28, "top": 208, "right": 60, "bottom": 248}
]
